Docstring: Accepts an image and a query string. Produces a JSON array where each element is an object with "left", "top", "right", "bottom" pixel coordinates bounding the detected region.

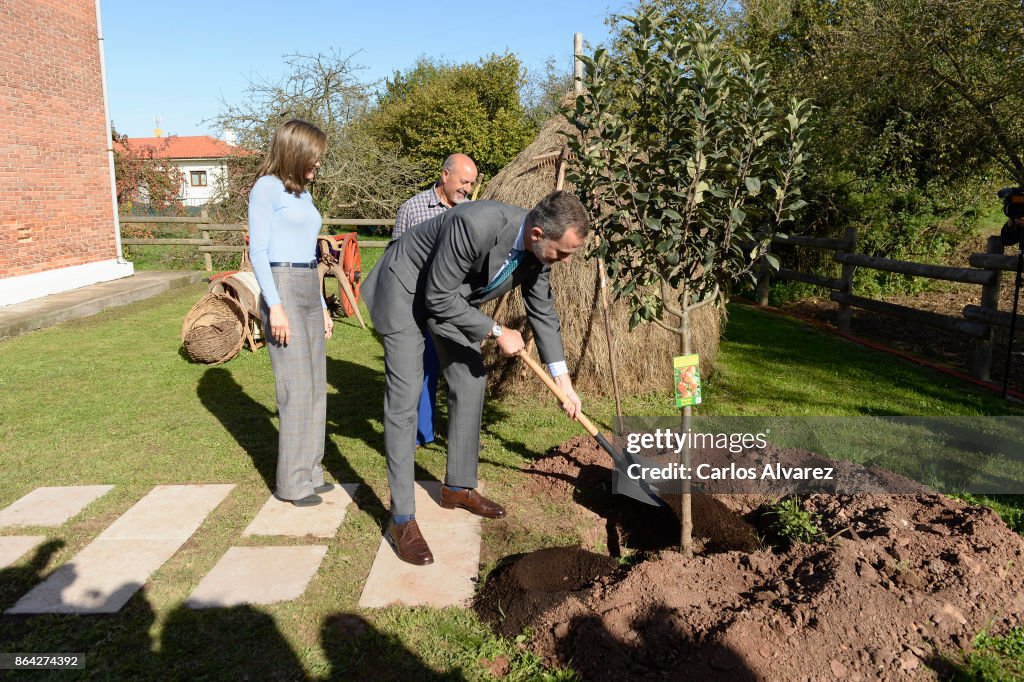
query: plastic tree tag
[{"left": 673, "top": 354, "right": 701, "bottom": 407}]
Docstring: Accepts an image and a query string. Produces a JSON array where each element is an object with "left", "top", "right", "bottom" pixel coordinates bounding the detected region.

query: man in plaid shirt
[
  {"left": 392, "top": 154, "right": 478, "bottom": 239},
  {"left": 392, "top": 154, "right": 478, "bottom": 446}
]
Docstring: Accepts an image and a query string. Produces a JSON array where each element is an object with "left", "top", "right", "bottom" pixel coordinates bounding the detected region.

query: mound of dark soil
[
  {"left": 500, "top": 436, "right": 1024, "bottom": 680},
  {"left": 475, "top": 547, "right": 619, "bottom": 638}
]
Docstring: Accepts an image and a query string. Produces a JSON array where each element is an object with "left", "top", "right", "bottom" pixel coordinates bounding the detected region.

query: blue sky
[{"left": 100, "top": 0, "right": 630, "bottom": 138}]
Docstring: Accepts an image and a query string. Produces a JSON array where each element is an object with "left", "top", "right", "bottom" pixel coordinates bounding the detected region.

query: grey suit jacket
[{"left": 361, "top": 200, "right": 566, "bottom": 365}]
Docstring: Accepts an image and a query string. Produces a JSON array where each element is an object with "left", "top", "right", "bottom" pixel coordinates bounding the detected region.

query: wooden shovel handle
[{"left": 516, "top": 350, "right": 599, "bottom": 437}]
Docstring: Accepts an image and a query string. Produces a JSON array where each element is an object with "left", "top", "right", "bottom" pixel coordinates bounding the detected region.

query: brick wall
[{"left": 0, "top": 0, "right": 117, "bottom": 279}]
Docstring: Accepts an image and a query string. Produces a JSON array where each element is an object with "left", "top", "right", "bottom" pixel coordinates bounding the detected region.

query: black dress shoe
[
  {"left": 386, "top": 520, "right": 434, "bottom": 565},
  {"left": 275, "top": 493, "right": 322, "bottom": 507},
  {"left": 313, "top": 483, "right": 335, "bottom": 494}
]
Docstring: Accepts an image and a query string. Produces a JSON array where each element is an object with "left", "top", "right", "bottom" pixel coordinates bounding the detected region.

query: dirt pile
[
  {"left": 475, "top": 547, "right": 619, "bottom": 638},
  {"left": 499, "top": 437, "right": 1024, "bottom": 680}
]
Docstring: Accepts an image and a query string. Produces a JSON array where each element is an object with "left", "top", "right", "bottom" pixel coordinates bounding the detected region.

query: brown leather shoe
[
  {"left": 439, "top": 486, "right": 506, "bottom": 518},
  {"left": 386, "top": 519, "right": 434, "bottom": 565}
]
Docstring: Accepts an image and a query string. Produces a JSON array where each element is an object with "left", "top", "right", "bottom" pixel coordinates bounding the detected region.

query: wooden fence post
[
  {"left": 574, "top": 33, "right": 583, "bottom": 93},
  {"left": 836, "top": 227, "right": 857, "bottom": 333},
  {"left": 200, "top": 206, "right": 212, "bottom": 272},
  {"left": 971, "top": 235, "right": 1004, "bottom": 380}
]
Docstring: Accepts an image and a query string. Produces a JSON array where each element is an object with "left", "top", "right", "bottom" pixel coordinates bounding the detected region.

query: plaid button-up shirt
[{"left": 392, "top": 185, "right": 450, "bottom": 239}]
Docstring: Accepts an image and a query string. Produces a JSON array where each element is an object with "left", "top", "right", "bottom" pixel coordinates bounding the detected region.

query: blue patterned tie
[{"left": 481, "top": 249, "right": 525, "bottom": 294}]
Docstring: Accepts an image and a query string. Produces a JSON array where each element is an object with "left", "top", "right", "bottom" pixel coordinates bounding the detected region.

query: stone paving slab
[
  {"left": 358, "top": 481, "right": 484, "bottom": 609},
  {"left": 242, "top": 484, "right": 359, "bottom": 538},
  {"left": 0, "top": 486, "right": 114, "bottom": 527},
  {"left": 358, "top": 522, "right": 482, "bottom": 608},
  {"left": 6, "top": 538, "right": 185, "bottom": 614},
  {"left": 6, "top": 484, "right": 234, "bottom": 614},
  {"left": 99, "top": 484, "right": 235, "bottom": 540},
  {"left": 186, "top": 546, "right": 328, "bottom": 609},
  {"left": 0, "top": 536, "right": 47, "bottom": 569}
]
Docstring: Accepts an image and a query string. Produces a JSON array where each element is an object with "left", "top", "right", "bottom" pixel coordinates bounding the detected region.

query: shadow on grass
[
  {"left": 479, "top": 394, "right": 548, "bottom": 466},
  {"left": 325, "top": 355, "right": 418, "bottom": 517},
  {"left": 199, "top": 366, "right": 388, "bottom": 524},
  {"left": 0, "top": 544, "right": 158, "bottom": 676},
  {"left": 0, "top": 541, "right": 457, "bottom": 679},
  {"left": 321, "top": 612, "right": 458, "bottom": 681},
  {"left": 198, "top": 368, "right": 278, "bottom": 490},
  {"left": 327, "top": 354, "right": 476, "bottom": 498},
  {"left": 161, "top": 603, "right": 306, "bottom": 680},
  {"left": 0, "top": 539, "right": 64, "bottom": 611},
  {"left": 720, "top": 306, "right": 1010, "bottom": 415}
]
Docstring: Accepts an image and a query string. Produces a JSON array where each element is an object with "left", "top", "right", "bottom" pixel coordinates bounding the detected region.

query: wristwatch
[{"left": 490, "top": 323, "right": 503, "bottom": 339}]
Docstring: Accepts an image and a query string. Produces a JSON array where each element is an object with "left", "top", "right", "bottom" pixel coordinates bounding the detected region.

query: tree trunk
[{"left": 678, "top": 300, "right": 693, "bottom": 558}]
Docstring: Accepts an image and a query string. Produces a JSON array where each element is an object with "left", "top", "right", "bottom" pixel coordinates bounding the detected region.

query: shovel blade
[{"left": 595, "top": 433, "right": 665, "bottom": 507}]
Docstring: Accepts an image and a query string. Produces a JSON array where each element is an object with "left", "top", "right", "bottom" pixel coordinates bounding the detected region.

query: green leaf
[{"left": 744, "top": 176, "right": 761, "bottom": 195}]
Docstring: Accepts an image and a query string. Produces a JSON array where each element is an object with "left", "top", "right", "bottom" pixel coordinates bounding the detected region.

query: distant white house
[{"left": 119, "top": 134, "right": 241, "bottom": 207}]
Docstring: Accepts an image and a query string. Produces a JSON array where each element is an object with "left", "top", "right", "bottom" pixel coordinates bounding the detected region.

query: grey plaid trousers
[{"left": 259, "top": 267, "right": 327, "bottom": 500}]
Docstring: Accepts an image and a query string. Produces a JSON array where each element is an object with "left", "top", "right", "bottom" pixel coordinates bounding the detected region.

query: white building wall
[{"left": 175, "top": 159, "right": 228, "bottom": 206}]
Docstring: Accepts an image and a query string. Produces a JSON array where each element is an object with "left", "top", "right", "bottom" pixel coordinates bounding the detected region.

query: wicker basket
[{"left": 180, "top": 293, "right": 247, "bottom": 364}]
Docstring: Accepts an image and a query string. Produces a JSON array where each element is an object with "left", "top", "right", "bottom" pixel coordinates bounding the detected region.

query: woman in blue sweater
[{"left": 249, "top": 119, "right": 334, "bottom": 507}]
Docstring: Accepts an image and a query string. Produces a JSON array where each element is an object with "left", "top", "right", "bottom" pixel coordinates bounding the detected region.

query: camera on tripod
[{"left": 998, "top": 186, "right": 1024, "bottom": 246}]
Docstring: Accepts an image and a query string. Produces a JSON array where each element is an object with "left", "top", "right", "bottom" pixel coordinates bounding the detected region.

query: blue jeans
[{"left": 417, "top": 329, "right": 440, "bottom": 445}]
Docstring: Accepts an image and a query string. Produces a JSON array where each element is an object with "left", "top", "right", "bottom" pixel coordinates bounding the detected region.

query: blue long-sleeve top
[{"left": 247, "top": 175, "right": 326, "bottom": 308}]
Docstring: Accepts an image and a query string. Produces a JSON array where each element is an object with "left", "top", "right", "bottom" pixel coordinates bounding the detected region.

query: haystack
[{"left": 480, "top": 104, "right": 722, "bottom": 398}]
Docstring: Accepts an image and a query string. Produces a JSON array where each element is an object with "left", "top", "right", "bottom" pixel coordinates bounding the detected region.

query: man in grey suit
[{"left": 361, "top": 191, "right": 588, "bottom": 565}]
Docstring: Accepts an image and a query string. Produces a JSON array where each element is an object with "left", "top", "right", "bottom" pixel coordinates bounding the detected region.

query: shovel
[{"left": 516, "top": 350, "right": 664, "bottom": 507}]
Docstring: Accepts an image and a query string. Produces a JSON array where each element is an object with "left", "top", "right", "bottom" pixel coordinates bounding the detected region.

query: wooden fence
[
  {"left": 119, "top": 215, "right": 394, "bottom": 271},
  {"left": 759, "top": 229, "right": 1011, "bottom": 381}
]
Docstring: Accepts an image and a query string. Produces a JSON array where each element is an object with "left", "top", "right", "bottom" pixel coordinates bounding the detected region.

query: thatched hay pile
[{"left": 480, "top": 105, "right": 722, "bottom": 398}]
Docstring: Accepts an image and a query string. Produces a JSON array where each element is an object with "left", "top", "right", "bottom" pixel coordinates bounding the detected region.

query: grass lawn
[{"left": 0, "top": 254, "right": 1021, "bottom": 679}]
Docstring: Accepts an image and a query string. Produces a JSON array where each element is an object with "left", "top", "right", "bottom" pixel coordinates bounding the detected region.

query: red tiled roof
[{"left": 117, "top": 135, "right": 243, "bottom": 159}]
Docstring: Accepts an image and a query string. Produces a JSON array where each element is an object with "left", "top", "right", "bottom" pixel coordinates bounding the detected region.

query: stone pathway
[
  {"left": 2, "top": 480, "right": 486, "bottom": 614},
  {"left": 358, "top": 481, "right": 482, "bottom": 609},
  {"left": 6, "top": 485, "right": 233, "bottom": 614},
  {"left": 0, "top": 271, "right": 204, "bottom": 341},
  {"left": 187, "top": 546, "right": 329, "bottom": 609},
  {"left": 0, "top": 485, "right": 113, "bottom": 527},
  {"left": 243, "top": 484, "right": 359, "bottom": 538},
  {"left": 0, "top": 536, "right": 46, "bottom": 570},
  {"left": 184, "top": 484, "right": 360, "bottom": 608}
]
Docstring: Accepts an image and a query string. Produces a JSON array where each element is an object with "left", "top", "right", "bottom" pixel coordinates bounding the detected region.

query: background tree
[
  {"left": 209, "top": 49, "right": 424, "bottom": 220},
  {"left": 567, "top": 8, "right": 811, "bottom": 554},
  {"left": 522, "top": 56, "right": 576, "bottom": 129},
  {"left": 358, "top": 53, "right": 537, "bottom": 180},
  {"left": 737, "top": 0, "right": 1024, "bottom": 292},
  {"left": 111, "top": 126, "right": 185, "bottom": 216},
  {"left": 611, "top": 0, "right": 1021, "bottom": 297}
]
